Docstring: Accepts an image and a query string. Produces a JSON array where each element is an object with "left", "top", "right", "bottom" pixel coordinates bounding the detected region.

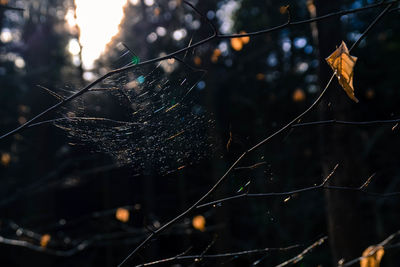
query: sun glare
[{"left": 74, "top": 0, "right": 128, "bottom": 69}]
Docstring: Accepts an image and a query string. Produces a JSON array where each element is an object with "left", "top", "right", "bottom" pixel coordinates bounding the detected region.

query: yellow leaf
[
  {"left": 1, "top": 153, "right": 11, "bottom": 166},
  {"left": 239, "top": 31, "right": 250, "bottom": 44},
  {"left": 325, "top": 41, "right": 359, "bottom": 103},
  {"left": 306, "top": 0, "right": 316, "bottom": 15},
  {"left": 231, "top": 37, "right": 243, "bottom": 51},
  {"left": 40, "top": 234, "right": 51, "bottom": 248},
  {"left": 211, "top": 48, "right": 221, "bottom": 63},
  {"left": 192, "top": 215, "right": 206, "bottom": 231},
  {"left": 193, "top": 56, "right": 202, "bottom": 66},
  {"left": 360, "top": 246, "right": 384, "bottom": 267},
  {"left": 293, "top": 88, "right": 306, "bottom": 102},
  {"left": 115, "top": 207, "right": 130, "bottom": 223},
  {"left": 279, "top": 5, "right": 290, "bottom": 14}
]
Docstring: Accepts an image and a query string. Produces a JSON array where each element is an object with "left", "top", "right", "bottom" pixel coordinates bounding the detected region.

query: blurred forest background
[{"left": 0, "top": 0, "right": 399, "bottom": 266}]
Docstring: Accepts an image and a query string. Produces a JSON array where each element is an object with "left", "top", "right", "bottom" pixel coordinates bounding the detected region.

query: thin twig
[
  {"left": 234, "top": 161, "right": 267, "bottom": 171},
  {"left": 28, "top": 116, "right": 164, "bottom": 128},
  {"left": 197, "top": 164, "right": 337, "bottom": 208},
  {"left": 135, "top": 247, "right": 192, "bottom": 267},
  {"left": 134, "top": 244, "right": 301, "bottom": 267},
  {"left": 349, "top": 2, "right": 395, "bottom": 52},
  {"left": 275, "top": 236, "right": 328, "bottom": 267},
  {"left": 197, "top": 171, "right": 400, "bottom": 209},
  {"left": 36, "top": 85, "right": 65, "bottom": 101},
  {"left": 196, "top": 236, "right": 217, "bottom": 262},
  {"left": 292, "top": 118, "right": 400, "bottom": 128},
  {"left": 390, "top": 6, "right": 400, "bottom": 12},
  {"left": 360, "top": 173, "right": 376, "bottom": 190}
]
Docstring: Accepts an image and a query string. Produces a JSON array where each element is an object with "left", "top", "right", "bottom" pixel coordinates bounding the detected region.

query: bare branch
[
  {"left": 134, "top": 244, "right": 301, "bottom": 267},
  {"left": 292, "top": 118, "right": 400, "bottom": 128},
  {"left": 234, "top": 161, "right": 267, "bottom": 171},
  {"left": 390, "top": 6, "right": 400, "bottom": 12},
  {"left": 197, "top": 164, "right": 337, "bottom": 208},
  {"left": 134, "top": 247, "right": 192, "bottom": 267},
  {"left": 196, "top": 236, "right": 217, "bottom": 262},
  {"left": 349, "top": 2, "right": 394, "bottom": 51},
  {"left": 197, "top": 171, "right": 400, "bottom": 209}
]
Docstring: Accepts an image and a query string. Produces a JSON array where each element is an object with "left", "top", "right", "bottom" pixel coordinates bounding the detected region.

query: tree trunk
[{"left": 315, "top": 0, "right": 367, "bottom": 263}]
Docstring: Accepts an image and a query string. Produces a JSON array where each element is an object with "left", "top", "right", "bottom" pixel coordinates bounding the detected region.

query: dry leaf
[
  {"left": 360, "top": 246, "right": 384, "bottom": 267},
  {"left": 40, "top": 234, "right": 51, "bottom": 248},
  {"left": 239, "top": 31, "right": 250, "bottom": 44},
  {"left": 115, "top": 207, "right": 130, "bottom": 223},
  {"left": 193, "top": 56, "right": 202, "bottom": 65},
  {"left": 1, "top": 153, "right": 11, "bottom": 166},
  {"left": 293, "top": 88, "right": 306, "bottom": 102},
  {"left": 230, "top": 38, "right": 243, "bottom": 51},
  {"left": 177, "top": 165, "right": 186, "bottom": 170},
  {"left": 326, "top": 41, "right": 359, "bottom": 103},
  {"left": 192, "top": 215, "right": 206, "bottom": 231},
  {"left": 230, "top": 31, "right": 250, "bottom": 51},
  {"left": 279, "top": 5, "right": 290, "bottom": 14},
  {"left": 211, "top": 49, "right": 221, "bottom": 63}
]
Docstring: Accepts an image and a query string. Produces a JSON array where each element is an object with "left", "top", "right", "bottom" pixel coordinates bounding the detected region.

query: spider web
[{"left": 55, "top": 51, "right": 219, "bottom": 174}]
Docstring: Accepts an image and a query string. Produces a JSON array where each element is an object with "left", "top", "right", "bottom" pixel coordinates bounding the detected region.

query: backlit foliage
[
  {"left": 360, "top": 246, "right": 384, "bottom": 267},
  {"left": 326, "top": 41, "right": 359, "bottom": 103}
]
